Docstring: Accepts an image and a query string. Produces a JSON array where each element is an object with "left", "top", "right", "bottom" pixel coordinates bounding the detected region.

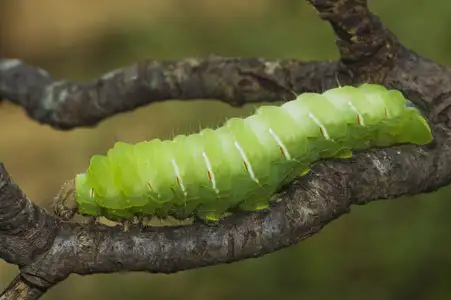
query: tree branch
[
  {"left": 0, "top": 57, "right": 338, "bottom": 130},
  {"left": 1, "top": 0, "right": 451, "bottom": 299},
  {"left": 0, "top": 276, "right": 44, "bottom": 300}
]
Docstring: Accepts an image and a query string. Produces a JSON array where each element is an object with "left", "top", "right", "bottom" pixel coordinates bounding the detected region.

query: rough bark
[{"left": 1, "top": 0, "right": 450, "bottom": 299}]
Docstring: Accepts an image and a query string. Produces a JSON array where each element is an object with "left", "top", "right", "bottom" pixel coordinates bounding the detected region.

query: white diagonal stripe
[
  {"left": 309, "top": 112, "right": 330, "bottom": 140},
  {"left": 234, "top": 141, "right": 259, "bottom": 184},
  {"left": 171, "top": 158, "right": 187, "bottom": 196},
  {"left": 202, "top": 151, "right": 219, "bottom": 194},
  {"left": 268, "top": 128, "right": 291, "bottom": 160}
]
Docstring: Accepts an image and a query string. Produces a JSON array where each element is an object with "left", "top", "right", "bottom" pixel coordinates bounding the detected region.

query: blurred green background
[{"left": 1, "top": 0, "right": 450, "bottom": 299}]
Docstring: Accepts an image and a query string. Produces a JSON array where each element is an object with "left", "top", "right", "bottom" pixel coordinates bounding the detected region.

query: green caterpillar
[{"left": 54, "top": 84, "right": 432, "bottom": 224}]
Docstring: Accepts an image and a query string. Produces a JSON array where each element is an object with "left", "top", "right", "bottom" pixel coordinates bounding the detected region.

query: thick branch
[{"left": 0, "top": 165, "right": 57, "bottom": 267}]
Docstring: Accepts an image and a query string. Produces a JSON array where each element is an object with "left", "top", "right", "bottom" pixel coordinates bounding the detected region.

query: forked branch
[{"left": 1, "top": 0, "right": 450, "bottom": 299}]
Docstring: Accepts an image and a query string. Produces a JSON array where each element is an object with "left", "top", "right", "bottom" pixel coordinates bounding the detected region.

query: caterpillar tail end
[{"left": 53, "top": 178, "right": 78, "bottom": 221}]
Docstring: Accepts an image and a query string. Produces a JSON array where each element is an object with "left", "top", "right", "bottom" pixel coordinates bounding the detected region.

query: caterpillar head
[{"left": 53, "top": 178, "right": 78, "bottom": 221}]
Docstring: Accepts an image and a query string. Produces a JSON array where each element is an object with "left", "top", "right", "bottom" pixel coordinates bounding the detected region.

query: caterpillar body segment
[{"left": 55, "top": 84, "right": 433, "bottom": 224}]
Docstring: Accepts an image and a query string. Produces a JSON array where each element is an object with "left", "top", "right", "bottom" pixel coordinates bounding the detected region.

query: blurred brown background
[{"left": 1, "top": 0, "right": 450, "bottom": 299}]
